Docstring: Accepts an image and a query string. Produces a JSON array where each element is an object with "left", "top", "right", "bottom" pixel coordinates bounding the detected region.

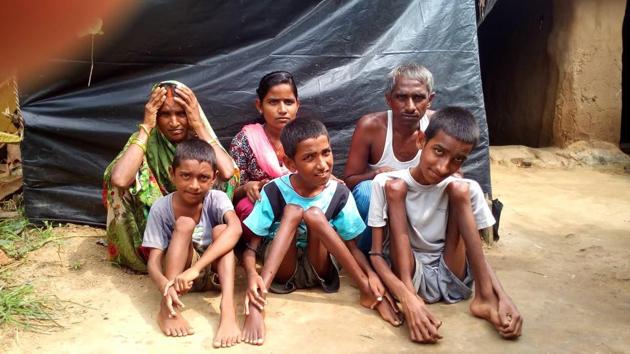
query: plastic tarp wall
[{"left": 21, "top": 0, "right": 491, "bottom": 226}]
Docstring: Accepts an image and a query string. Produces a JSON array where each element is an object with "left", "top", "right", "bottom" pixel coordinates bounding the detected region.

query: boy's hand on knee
[
  {"left": 401, "top": 293, "right": 442, "bottom": 344},
  {"left": 244, "top": 273, "right": 267, "bottom": 315},
  {"left": 497, "top": 297, "right": 523, "bottom": 338},
  {"left": 174, "top": 268, "right": 198, "bottom": 293}
]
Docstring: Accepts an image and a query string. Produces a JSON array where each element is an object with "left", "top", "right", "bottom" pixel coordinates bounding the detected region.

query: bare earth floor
[{"left": 2, "top": 165, "right": 630, "bottom": 353}]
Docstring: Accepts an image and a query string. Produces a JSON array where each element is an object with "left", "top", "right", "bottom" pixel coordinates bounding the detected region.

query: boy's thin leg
[
  {"left": 304, "top": 210, "right": 331, "bottom": 278},
  {"left": 442, "top": 197, "right": 467, "bottom": 280},
  {"left": 304, "top": 207, "right": 367, "bottom": 291},
  {"left": 242, "top": 204, "right": 302, "bottom": 346},
  {"left": 445, "top": 183, "right": 501, "bottom": 325},
  {"left": 303, "top": 207, "right": 400, "bottom": 325},
  {"left": 210, "top": 225, "right": 241, "bottom": 348},
  {"left": 159, "top": 216, "right": 196, "bottom": 337},
  {"left": 384, "top": 179, "right": 416, "bottom": 292}
]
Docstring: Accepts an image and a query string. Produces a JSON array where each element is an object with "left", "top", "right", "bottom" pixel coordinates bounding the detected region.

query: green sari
[{"left": 103, "top": 81, "right": 239, "bottom": 272}]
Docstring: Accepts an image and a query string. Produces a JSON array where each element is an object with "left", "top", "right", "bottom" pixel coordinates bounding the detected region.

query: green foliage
[
  {"left": 0, "top": 283, "right": 62, "bottom": 332},
  {"left": 0, "top": 216, "right": 57, "bottom": 259}
]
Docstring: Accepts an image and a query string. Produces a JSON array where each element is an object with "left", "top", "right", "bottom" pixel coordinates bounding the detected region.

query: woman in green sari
[{"left": 103, "top": 81, "right": 239, "bottom": 272}]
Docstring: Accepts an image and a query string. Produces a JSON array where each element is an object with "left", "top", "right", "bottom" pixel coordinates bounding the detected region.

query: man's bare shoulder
[{"left": 355, "top": 111, "right": 388, "bottom": 133}]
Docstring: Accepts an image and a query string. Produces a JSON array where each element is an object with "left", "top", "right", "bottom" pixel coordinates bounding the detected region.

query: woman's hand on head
[
  {"left": 144, "top": 86, "right": 166, "bottom": 129},
  {"left": 174, "top": 86, "right": 204, "bottom": 133}
]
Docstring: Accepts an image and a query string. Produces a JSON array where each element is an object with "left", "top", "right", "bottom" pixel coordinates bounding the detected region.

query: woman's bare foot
[
  {"left": 470, "top": 294, "right": 503, "bottom": 331},
  {"left": 241, "top": 303, "right": 265, "bottom": 345},
  {"left": 213, "top": 305, "right": 241, "bottom": 348},
  {"left": 359, "top": 291, "right": 402, "bottom": 326},
  {"left": 157, "top": 300, "right": 194, "bottom": 337}
]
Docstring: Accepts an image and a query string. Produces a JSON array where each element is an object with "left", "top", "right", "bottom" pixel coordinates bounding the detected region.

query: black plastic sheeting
[
  {"left": 21, "top": 0, "right": 492, "bottom": 226},
  {"left": 477, "top": 0, "right": 500, "bottom": 24}
]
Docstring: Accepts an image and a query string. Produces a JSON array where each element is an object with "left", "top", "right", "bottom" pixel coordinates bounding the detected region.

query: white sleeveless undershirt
[{"left": 368, "top": 110, "right": 428, "bottom": 171}]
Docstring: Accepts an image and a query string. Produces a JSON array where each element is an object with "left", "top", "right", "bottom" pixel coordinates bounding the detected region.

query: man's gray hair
[{"left": 385, "top": 63, "right": 434, "bottom": 94}]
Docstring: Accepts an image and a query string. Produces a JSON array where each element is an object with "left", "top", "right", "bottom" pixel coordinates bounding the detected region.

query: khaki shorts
[{"left": 189, "top": 248, "right": 221, "bottom": 292}]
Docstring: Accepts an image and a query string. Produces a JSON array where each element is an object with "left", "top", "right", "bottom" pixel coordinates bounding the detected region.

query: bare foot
[
  {"left": 359, "top": 291, "right": 402, "bottom": 327},
  {"left": 213, "top": 306, "right": 241, "bottom": 348},
  {"left": 470, "top": 295, "right": 502, "bottom": 331},
  {"left": 157, "top": 300, "right": 194, "bottom": 337},
  {"left": 241, "top": 303, "right": 265, "bottom": 345}
]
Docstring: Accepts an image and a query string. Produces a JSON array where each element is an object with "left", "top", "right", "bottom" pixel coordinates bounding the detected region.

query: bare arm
[
  {"left": 343, "top": 121, "right": 376, "bottom": 189},
  {"left": 243, "top": 235, "right": 267, "bottom": 312},
  {"left": 347, "top": 239, "right": 377, "bottom": 278},
  {"left": 110, "top": 87, "right": 166, "bottom": 189},
  {"left": 369, "top": 227, "right": 416, "bottom": 299},
  {"left": 174, "top": 86, "right": 234, "bottom": 181},
  {"left": 147, "top": 248, "right": 169, "bottom": 292},
  {"left": 344, "top": 115, "right": 393, "bottom": 188},
  {"left": 147, "top": 248, "right": 185, "bottom": 316},
  {"left": 243, "top": 236, "right": 262, "bottom": 277},
  {"left": 371, "top": 226, "right": 442, "bottom": 343}
]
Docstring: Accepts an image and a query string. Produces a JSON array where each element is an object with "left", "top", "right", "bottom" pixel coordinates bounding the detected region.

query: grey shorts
[
  {"left": 412, "top": 253, "right": 473, "bottom": 304},
  {"left": 259, "top": 239, "right": 340, "bottom": 294}
]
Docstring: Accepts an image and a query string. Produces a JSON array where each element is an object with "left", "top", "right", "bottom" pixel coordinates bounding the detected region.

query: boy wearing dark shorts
[
  {"left": 369, "top": 107, "right": 523, "bottom": 344},
  {"left": 142, "top": 139, "right": 242, "bottom": 348},
  {"left": 240, "top": 118, "right": 401, "bottom": 345}
]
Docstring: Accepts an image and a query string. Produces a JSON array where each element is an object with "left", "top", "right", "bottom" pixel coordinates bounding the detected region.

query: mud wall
[
  {"left": 549, "top": 0, "right": 625, "bottom": 147},
  {"left": 480, "top": 0, "right": 624, "bottom": 147}
]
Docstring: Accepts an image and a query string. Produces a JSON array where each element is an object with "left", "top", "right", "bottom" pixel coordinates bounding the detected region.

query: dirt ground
[{"left": 2, "top": 162, "right": 630, "bottom": 353}]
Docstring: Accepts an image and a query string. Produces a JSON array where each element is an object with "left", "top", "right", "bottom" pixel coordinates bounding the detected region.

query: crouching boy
[
  {"left": 241, "top": 118, "right": 401, "bottom": 345},
  {"left": 368, "top": 107, "right": 523, "bottom": 344},
  {"left": 142, "top": 139, "right": 242, "bottom": 348}
]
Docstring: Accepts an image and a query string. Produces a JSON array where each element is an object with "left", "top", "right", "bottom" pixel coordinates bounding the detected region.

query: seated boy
[
  {"left": 368, "top": 107, "right": 523, "bottom": 344},
  {"left": 142, "top": 139, "right": 243, "bottom": 348},
  {"left": 240, "top": 118, "right": 402, "bottom": 345}
]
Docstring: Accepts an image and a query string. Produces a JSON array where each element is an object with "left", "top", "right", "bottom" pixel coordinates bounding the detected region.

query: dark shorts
[{"left": 259, "top": 238, "right": 340, "bottom": 294}]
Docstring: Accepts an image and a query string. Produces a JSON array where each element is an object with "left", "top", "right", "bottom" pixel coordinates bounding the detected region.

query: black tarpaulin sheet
[{"left": 21, "top": 0, "right": 491, "bottom": 226}]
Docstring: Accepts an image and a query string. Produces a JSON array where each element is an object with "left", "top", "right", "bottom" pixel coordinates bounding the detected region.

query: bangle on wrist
[
  {"left": 130, "top": 137, "right": 147, "bottom": 153},
  {"left": 138, "top": 123, "right": 152, "bottom": 136}
]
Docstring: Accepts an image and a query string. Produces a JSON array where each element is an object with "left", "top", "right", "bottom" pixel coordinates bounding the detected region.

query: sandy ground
[{"left": 2, "top": 163, "right": 630, "bottom": 353}]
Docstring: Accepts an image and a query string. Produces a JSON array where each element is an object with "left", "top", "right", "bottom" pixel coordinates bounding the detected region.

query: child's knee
[
  {"left": 303, "top": 206, "right": 326, "bottom": 226},
  {"left": 385, "top": 178, "right": 407, "bottom": 199},
  {"left": 282, "top": 204, "right": 304, "bottom": 220},
  {"left": 447, "top": 181, "right": 470, "bottom": 203},
  {"left": 212, "top": 224, "right": 228, "bottom": 240},
  {"left": 174, "top": 216, "right": 196, "bottom": 234}
]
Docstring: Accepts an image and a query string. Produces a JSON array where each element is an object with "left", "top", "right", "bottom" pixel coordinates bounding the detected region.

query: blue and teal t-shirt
[{"left": 243, "top": 174, "right": 365, "bottom": 248}]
